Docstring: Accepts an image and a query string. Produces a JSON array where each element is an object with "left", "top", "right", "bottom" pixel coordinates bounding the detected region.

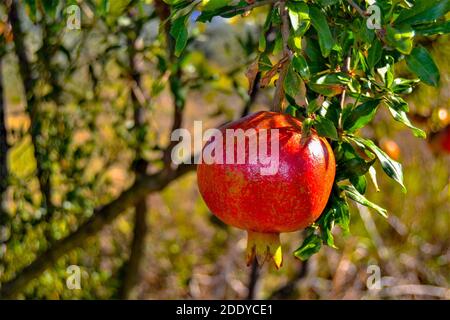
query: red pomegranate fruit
[
  {"left": 197, "top": 111, "right": 336, "bottom": 268},
  {"left": 440, "top": 125, "right": 450, "bottom": 153},
  {"left": 429, "top": 125, "right": 450, "bottom": 154}
]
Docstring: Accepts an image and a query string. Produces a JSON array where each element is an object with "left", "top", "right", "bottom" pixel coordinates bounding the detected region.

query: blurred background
[{"left": 0, "top": 0, "right": 448, "bottom": 299}]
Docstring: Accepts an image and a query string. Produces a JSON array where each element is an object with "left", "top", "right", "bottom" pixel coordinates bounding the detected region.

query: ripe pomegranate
[
  {"left": 197, "top": 111, "right": 336, "bottom": 268},
  {"left": 429, "top": 125, "right": 450, "bottom": 154},
  {"left": 380, "top": 138, "right": 401, "bottom": 161}
]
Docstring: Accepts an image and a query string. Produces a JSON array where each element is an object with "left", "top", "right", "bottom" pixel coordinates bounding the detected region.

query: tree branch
[
  {"left": 219, "top": 0, "right": 276, "bottom": 17},
  {"left": 0, "top": 163, "right": 196, "bottom": 299},
  {"left": 0, "top": 55, "right": 8, "bottom": 217},
  {"left": 8, "top": 0, "right": 54, "bottom": 219},
  {"left": 246, "top": 259, "right": 260, "bottom": 300},
  {"left": 120, "top": 12, "right": 150, "bottom": 299},
  {"left": 119, "top": 198, "right": 149, "bottom": 299},
  {"left": 346, "top": 0, "right": 367, "bottom": 17}
]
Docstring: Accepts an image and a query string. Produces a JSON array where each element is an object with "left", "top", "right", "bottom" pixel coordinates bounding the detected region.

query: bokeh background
[{"left": 0, "top": 1, "right": 448, "bottom": 299}]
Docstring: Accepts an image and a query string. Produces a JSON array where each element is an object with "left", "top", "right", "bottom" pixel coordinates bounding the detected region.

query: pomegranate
[
  {"left": 439, "top": 125, "right": 450, "bottom": 153},
  {"left": 429, "top": 125, "right": 450, "bottom": 154},
  {"left": 197, "top": 111, "right": 336, "bottom": 268},
  {"left": 380, "top": 138, "right": 401, "bottom": 161}
]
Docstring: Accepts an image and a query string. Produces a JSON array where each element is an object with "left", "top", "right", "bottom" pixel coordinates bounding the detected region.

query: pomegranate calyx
[{"left": 246, "top": 231, "right": 282, "bottom": 269}]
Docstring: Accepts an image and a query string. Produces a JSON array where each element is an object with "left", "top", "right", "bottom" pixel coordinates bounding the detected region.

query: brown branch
[
  {"left": 154, "top": 0, "right": 186, "bottom": 168},
  {"left": 0, "top": 163, "right": 196, "bottom": 299},
  {"left": 246, "top": 259, "right": 261, "bottom": 300},
  {"left": 119, "top": 198, "right": 149, "bottom": 299},
  {"left": 219, "top": 0, "right": 276, "bottom": 17},
  {"left": 0, "top": 55, "right": 8, "bottom": 216},
  {"left": 346, "top": 0, "right": 367, "bottom": 17},
  {"left": 8, "top": 0, "right": 54, "bottom": 218},
  {"left": 120, "top": 13, "right": 150, "bottom": 299}
]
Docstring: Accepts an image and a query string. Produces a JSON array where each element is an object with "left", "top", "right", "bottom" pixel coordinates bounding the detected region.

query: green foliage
[
  {"left": 166, "top": 0, "right": 448, "bottom": 261},
  {"left": 406, "top": 46, "right": 440, "bottom": 86},
  {"left": 1, "top": 0, "right": 449, "bottom": 299}
]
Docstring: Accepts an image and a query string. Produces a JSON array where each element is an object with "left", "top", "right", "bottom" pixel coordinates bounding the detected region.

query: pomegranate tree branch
[
  {"left": 120, "top": 12, "right": 150, "bottom": 299},
  {"left": 8, "top": 0, "right": 54, "bottom": 219},
  {"left": 272, "top": 0, "right": 291, "bottom": 112},
  {"left": 346, "top": 0, "right": 367, "bottom": 17},
  {"left": 246, "top": 260, "right": 261, "bottom": 300},
  {"left": 219, "top": 0, "right": 276, "bottom": 17},
  {"left": 154, "top": 0, "right": 186, "bottom": 168},
  {"left": 0, "top": 163, "right": 196, "bottom": 299},
  {"left": 0, "top": 54, "right": 8, "bottom": 217}
]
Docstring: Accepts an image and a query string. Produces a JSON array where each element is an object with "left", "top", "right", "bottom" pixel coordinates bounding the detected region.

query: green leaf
[
  {"left": 350, "top": 137, "right": 406, "bottom": 192},
  {"left": 285, "top": 105, "right": 298, "bottom": 117},
  {"left": 287, "top": 1, "right": 310, "bottom": 35},
  {"left": 304, "top": 38, "right": 327, "bottom": 73},
  {"left": 350, "top": 175, "right": 367, "bottom": 194},
  {"left": 284, "top": 63, "right": 301, "bottom": 97},
  {"left": 343, "top": 100, "right": 380, "bottom": 133},
  {"left": 259, "top": 33, "right": 266, "bottom": 52},
  {"left": 336, "top": 156, "right": 376, "bottom": 181},
  {"left": 170, "top": 15, "right": 189, "bottom": 57},
  {"left": 395, "top": 0, "right": 450, "bottom": 25},
  {"left": 292, "top": 54, "right": 310, "bottom": 81},
  {"left": 202, "top": 0, "right": 233, "bottom": 11},
  {"left": 24, "top": 0, "right": 37, "bottom": 21},
  {"left": 387, "top": 104, "right": 427, "bottom": 138},
  {"left": 294, "top": 233, "right": 322, "bottom": 261},
  {"left": 377, "top": 56, "right": 395, "bottom": 88},
  {"left": 308, "top": 72, "right": 351, "bottom": 96},
  {"left": 309, "top": 6, "right": 334, "bottom": 58},
  {"left": 43, "top": 0, "right": 59, "bottom": 18},
  {"left": 334, "top": 198, "right": 350, "bottom": 235},
  {"left": 314, "top": 116, "right": 338, "bottom": 140},
  {"left": 342, "top": 185, "right": 387, "bottom": 218},
  {"left": 385, "top": 25, "right": 415, "bottom": 55},
  {"left": 367, "top": 39, "right": 382, "bottom": 70},
  {"left": 317, "top": 0, "right": 340, "bottom": 6},
  {"left": 318, "top": 208, "right": 336, "bottom": 248},
  {"left": 414, "top": 20, "right": 450, "bottom": 36},
  {"left": 391, "top": 78, "right": 419, "bottom": 94},
  {"left": 306, "top": 98, "right": 322, "bottom": 115},
  {"left": 406, "top": 46, "right": 440, "bottom": 87}
]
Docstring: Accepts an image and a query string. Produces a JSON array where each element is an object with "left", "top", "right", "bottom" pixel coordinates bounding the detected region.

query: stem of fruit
[
  {"left": 272, "top": 0, "right": 291, "bottom": 113},
  {"left": 246, "top": 231, "right": 283, "bottom": 269}
]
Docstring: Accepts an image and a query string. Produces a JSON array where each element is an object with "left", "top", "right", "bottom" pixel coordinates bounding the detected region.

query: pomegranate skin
[
  {"left": 197, "top": 111, "right": 336, "bottom": 234},
  {"left": 441, "top": 126, "right": 450, "bottom": 153}
]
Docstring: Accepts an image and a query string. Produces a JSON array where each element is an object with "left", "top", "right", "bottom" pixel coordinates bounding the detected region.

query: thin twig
[
  {"left": 346, "top": 0, "right": 367, "bottom": 17},
  {"left": 220, "top": 0, "right": 276, "bottom": 17}
]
